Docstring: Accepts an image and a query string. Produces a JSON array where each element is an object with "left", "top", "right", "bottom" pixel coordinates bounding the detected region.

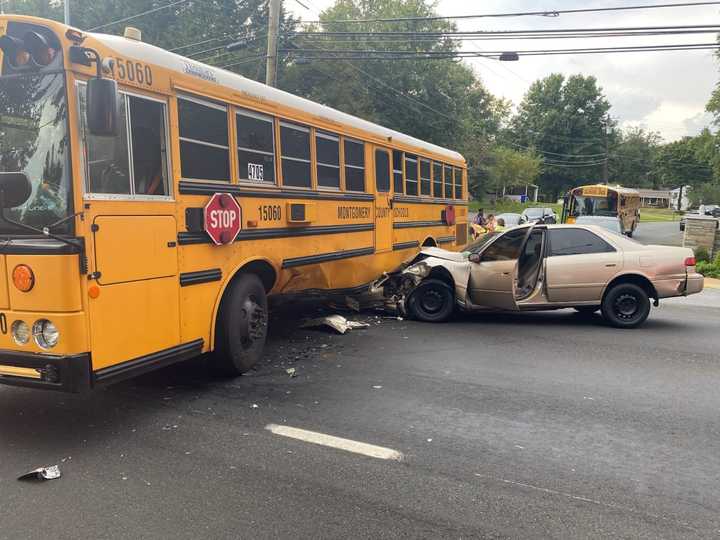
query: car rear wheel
[
  {"left": 407, "top": 279, "right": 455, "bottom": 323},
  {"left": 601, "top": 283, "right": 650, "bottom": 329}
]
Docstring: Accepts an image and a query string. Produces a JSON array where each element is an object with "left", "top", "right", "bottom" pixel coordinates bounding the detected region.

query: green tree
[
  {"left": 507, "top": 73, "right": 614, "bottom": 200},
  {"left": 608, "top": 127, "right": 661, "bottom": 188},
  {"left": 654, "top": 136, "right": 713, "bottom": 189},
  {"left": 479, "top": 145, "right": 542, "bottom": 202}
]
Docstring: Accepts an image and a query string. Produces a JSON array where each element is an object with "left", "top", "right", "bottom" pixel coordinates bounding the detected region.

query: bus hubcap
[
  {"left": 241, "top": 297, "right": 266, "bottom": 347},
  {"left": 615, "top": 293, "right": 638, "bottom": 320}
]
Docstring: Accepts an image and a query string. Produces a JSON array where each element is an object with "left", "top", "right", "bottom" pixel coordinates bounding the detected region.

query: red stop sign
[{"left": 204, "top": 193, "right": 242, "bottom": 245}]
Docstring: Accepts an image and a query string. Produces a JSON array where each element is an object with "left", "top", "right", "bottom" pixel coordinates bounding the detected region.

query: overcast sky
[{"left": 286, "top": 0, "right": 720, "bottom": 142}]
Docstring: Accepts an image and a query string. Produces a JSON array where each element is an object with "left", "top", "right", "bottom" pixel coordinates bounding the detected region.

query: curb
[{"left": 704, "top": 277, "right": 720, "bottom": 290}]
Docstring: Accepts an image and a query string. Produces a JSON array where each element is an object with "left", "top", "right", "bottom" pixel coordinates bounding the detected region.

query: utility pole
[
  {"left": 64, "top": 0, "right": 70, "bottom": 25},
  {"left": 265, "top": 0, "right": 281, "bottom": 87},
  {"left": 602, "top": 117, "right": 609, "bottom": 184}
]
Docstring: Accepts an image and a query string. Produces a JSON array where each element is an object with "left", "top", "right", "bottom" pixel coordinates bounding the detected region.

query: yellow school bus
[
  {"left": 0, "top": 15, "right": 467, "bottom": 392},
  {"left": 562, "top": 184, "right": 640, "bottom": 237}
]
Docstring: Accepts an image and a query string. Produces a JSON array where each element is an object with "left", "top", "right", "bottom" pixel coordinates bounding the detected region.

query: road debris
[
  {"left": 286, "top": 367, "right": 297, "bottom": 378},
  {"left": 18, "top": 465, "right": 62, "bottom": 481},
  {"left": 300, "top": 315, "right": 370, "bottom": 334},
  {"left": 372, "top": 385, "right": 383, "bottom": 389}
]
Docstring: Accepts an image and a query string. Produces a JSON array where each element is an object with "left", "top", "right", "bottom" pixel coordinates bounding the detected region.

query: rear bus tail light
[{"left": 684, "top": 257, "right": 696, "bottom": 267}]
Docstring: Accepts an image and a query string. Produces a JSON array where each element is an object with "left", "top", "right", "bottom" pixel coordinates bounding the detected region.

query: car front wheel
[
  {"left": 601, "top": 283, "right": 651, "bottom": 329},
  {"left": 407, "top": 279, "right": 455, "bottom": 322}
]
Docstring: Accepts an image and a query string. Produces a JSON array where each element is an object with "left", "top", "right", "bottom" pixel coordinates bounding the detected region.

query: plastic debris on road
[
  {"left": 300, "top": 315, "right": 370, "bottom": 335},
  {"left": 286, "top": 367, "right": 297, "bottom": 377},
  {"left": 18, "top": 465, "right": 62, "bottom": 481}
]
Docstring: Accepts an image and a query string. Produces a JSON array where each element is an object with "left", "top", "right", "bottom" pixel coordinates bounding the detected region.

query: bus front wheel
[{"left": 213, "top": 273, "right": 268, "bottom": 376}]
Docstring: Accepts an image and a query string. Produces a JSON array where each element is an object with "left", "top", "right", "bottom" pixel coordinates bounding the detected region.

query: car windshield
[
  {"left": 463, "top": 231, "right": 500, "bottom": 253},
  {"left": 0, "top": 73, "right": 72, "bottom": 234}
]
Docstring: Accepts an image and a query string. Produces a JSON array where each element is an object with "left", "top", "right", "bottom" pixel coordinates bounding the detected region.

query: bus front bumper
[{"left": 0, "top": 350, "right": 91, "bottom": 393}]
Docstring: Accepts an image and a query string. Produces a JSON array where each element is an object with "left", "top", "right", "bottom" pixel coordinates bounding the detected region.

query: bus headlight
[
  {"left": 33, "top": 319, "right": 59, "bottom": 349},
  {"left": 11, "top": 320, "right": 30, "bottom": 345}
]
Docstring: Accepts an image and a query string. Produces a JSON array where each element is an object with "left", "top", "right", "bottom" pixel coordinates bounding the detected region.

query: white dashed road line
[{"left": 266, "top": 424, "right": 403, "bottom": 461}]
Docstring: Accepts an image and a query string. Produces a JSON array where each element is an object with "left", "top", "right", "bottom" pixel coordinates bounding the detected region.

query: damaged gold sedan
[{"left": 373, "top": 224, "right": 704, "bottom": 329}]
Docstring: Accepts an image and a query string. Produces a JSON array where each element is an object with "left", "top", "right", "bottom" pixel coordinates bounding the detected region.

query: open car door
[{"left": 467, "top": 226, "right": 536, "bottom": 310}]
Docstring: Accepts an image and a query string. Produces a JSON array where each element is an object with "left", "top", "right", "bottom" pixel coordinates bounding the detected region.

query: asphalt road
[
  {"left": 633, "top": 221, "right": 684, "bottom": 247},
  {"left": 2, "top": 288, "right": 720, "bottom": 538}
]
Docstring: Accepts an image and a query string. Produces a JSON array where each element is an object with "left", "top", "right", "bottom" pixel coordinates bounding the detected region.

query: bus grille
[{"left": 456, "top": 223, "right": 468, "bottom": 244}]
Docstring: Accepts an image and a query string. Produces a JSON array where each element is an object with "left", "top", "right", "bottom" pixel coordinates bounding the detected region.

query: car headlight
[
  {"left": 33, "top": 319, "right": 59, "bottom": 349},
  {"left": 11, "top": 320, "right": 30, "bottom": 345},
  {"left": 404, "top": 261, "right": 431, "bottom": 278}
]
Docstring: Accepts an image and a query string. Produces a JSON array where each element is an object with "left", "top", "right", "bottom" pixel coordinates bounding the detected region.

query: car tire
[
  {"left": 407, "top": 279, "right": 455, "bottom": 323},
  {"left": 573, "top": 306, "right": 600, "bottom": 316},
  {"left": 212, "top": 274, "right": 268, "bottom": 376},
  {"left": 601, "top": 283, "right": 651, "bottom": 329}
]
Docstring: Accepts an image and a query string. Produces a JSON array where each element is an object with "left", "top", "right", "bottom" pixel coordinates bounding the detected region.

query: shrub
[{"left": 695, "top": 247, "right": 710, "bottom": 263}]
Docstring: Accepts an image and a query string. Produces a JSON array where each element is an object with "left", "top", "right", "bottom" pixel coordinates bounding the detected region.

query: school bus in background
[
  {"left": 561, "top": 184, "right": 640, "bottom": 237},
  {"left": 0, "top": 15, "right": 468, "bottom": 392}
]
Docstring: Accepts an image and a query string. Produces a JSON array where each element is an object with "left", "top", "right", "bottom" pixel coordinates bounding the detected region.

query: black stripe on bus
[
  {"left": 393, "top": 241, "right": 420, "bottom": 251},
  {"left": 94, "top": 339, "right": 204, "bottom": 386},
  {"left": 394, "top": 220, "right": 447, "bottom": 229},
  {"left": 179, "top": 181, "right": 374, "bottom": 201},
  {"left": 179, "top": 269, "right": 222, "bottom": 286},
  {"left": 178, "top": 223, "right": 374, "bottom": 246},
  {"left": 393, "top": 195, "right": 467, "bottom": 206},
  {"left": 282, "top": 247, "right": 375, "bottom": 269},
  {"left": 437, "top": 236, "right": 456, "bottom": 244}
]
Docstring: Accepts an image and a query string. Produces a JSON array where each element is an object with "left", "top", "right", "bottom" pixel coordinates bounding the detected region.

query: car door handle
[
  {"left": 605, "top": 263, "right": 616, "bottom": 267},
  {"left": 502, "top": 271, "right": 511, "bottom": 276}
]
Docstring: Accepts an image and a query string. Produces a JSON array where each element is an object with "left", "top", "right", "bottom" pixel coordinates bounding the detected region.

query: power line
[
  {"left": 89, "top": 0, "right": 192, "bottom": 31},
  {"left": 303, "top": 2, "right": 720, "bottom": 25}
]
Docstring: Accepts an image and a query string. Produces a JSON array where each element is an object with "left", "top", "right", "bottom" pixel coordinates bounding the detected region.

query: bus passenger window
[
  {"left": 393, "top": 151, "right": 404, "bottom": 194},
  {"left": 405, "top": 155, "right": 418, "bottom": 196},
  {"left": 420, "top": 159, "right": 431, "bottom": 196},
  {"left": 443, "top": 165, "right": 452, "bottom": 199},
  {"left": 454, "top": 168, "right": 463, "bottom": 199},
  {"left": 375, "top": 150, "right": 390, "bottom": 193},
  {"left": 129, "top": 97, "right": 168, "bottom": 196},
  {"left": 178, "top": 97, "right": 230, "bottom": 182},
  {"left": 432, "top": 162, "right": 442, "bottom": 198},
  {"left": 280, "top": 122, "right": 311, "bottom": 188},
  {"left": 316, "top": 131, "right": 340, "bottom": 189},
  {"left": 344, "top": 139, "right": 365, "bottom": 192},
  {"left": 237, "top": 109, "right": 275, "bottom": 184},
  {"left": 80, "top": 87, "right": 131, "bottom": 194}
]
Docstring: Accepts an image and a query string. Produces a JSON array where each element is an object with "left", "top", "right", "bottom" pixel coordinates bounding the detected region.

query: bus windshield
[
  {"left": 570, "top": 192, "right": 618, "bottom": 218},
  {"left": 0, "top": 72, "right": 73, "bottom": 234}
]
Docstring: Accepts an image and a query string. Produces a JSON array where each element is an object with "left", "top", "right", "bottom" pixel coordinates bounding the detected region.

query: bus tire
[
  {"left": 407, "top": 279, "right": 455, "bottom": 322},
  {"left": 213, "top": 273, "right": 268, "bottom": 376},
  {"left": 601, "top": 283, "right": 650, "bottom": 329}
]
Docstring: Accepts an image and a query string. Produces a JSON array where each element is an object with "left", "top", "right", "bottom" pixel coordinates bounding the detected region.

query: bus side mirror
[
  {"left": 0, "top": 172, "right": 32, "bottom": 208},
  {"left": 87, "top": 77, "right": 119, "bottom": 137}
]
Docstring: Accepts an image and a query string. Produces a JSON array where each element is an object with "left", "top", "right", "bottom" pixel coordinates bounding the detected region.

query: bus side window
[
  {"left": 316, "top": 131, "right": 340, "bottom": 189},
  {"left": 344, "top": 139, "right": 365, "bottom": 192},
  {"left": 392, "top": 151, "right": 404, "bottom": 194},
  {"left": 280, "top": 121, "right": 311, "bottom": 188},
  {"left": 79, "top": 86, "right": 131, "bottom": 194},
  {"left": 129, "top": 96, "right": 169, "bottom": 196},
  {"left": 375, "top": 150, "right": 390, "bottom": 193},
  {"left": 454, "top": 168, "right": 463, "bottom": 200},
  {"left": 419, "top": 159, "right": 431, "bottom": 196},
  {"left": 443, "top": 164, "right": 452, "bottom": 200},
  {"left": 79, "top": 87, "right": 169, "bottom": 197},
  {"left": 432, "top": 162, "right": 442, "bottom": 198},
  {"left": 178, "top": 97, "right": 230, "bottom": 182},
  {"left": 236, "top": 108, "right": 275, "bottom": 184},
  {"left": 405, "top": 154, "right": 418, "bottom": 196}
]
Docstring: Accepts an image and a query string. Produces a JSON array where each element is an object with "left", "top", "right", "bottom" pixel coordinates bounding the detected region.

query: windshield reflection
[{"left": 0, "top": 73, "right": 72, "bottom": 234}]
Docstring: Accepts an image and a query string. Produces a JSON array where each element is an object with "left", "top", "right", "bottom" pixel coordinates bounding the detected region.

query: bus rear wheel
[{"left": 213, "top": 274, "right": 268, "bottom": 376}]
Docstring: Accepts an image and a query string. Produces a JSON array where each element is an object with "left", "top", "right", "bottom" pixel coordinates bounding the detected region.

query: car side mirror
[
  {"left": 87, "top": 77, "right": 119, "bottom": 136},
  {"left": 0, "top": 172, "right": 32, "bottom": 208},
  {"left": 468, "top": 253, "right": 481, "bottom": 263}
]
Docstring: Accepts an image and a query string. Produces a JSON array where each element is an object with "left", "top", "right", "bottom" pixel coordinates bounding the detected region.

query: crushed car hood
[{"left": 419, "top": 247, "right": 468, "bottom": 262}]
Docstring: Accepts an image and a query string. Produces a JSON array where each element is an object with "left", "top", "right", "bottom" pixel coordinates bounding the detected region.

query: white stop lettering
[{"left": 210, "top": 209, "right": 237, "bottom": 228}]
